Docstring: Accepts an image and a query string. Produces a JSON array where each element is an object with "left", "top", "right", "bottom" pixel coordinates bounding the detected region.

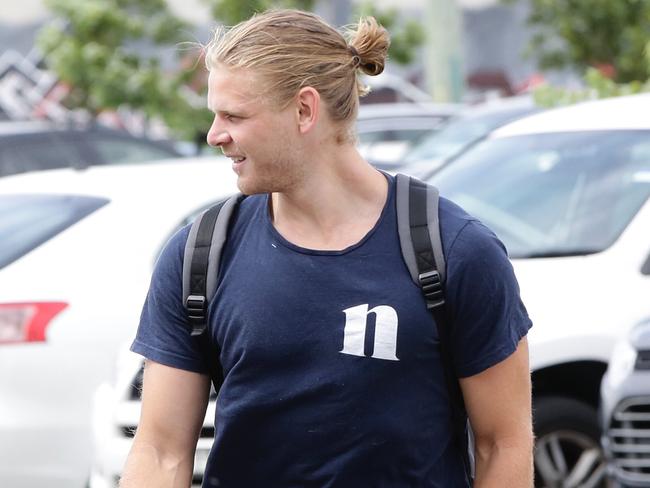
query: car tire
[{"left": 533, "top": 396, "right": 611, "bottom": 488}]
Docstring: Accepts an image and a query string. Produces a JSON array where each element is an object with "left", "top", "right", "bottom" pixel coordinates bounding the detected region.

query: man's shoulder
[
  {"left": 437, "top": 196, "right": 484, "bottom": 255},
  {"left": 157, "top": 224, "right": 192, "bottom": 265}
]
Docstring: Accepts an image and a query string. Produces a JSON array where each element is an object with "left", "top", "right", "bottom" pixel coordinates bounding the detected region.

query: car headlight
[{"left": 606, "top": 337, "right": 638, "bottom": 386}]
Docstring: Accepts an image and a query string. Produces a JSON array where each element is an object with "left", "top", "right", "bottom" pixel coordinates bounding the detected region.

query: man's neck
[{"left": 269, "top": 148, "right": 389, "bottom": 250}]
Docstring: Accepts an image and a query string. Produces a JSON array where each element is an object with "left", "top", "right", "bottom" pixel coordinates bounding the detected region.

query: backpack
[{"left": 181, "top": 173, "right": 474, "bottom": 482}]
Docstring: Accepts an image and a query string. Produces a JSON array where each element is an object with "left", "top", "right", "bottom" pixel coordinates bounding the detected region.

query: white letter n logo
[{"left": 340, "top": 304, "right": 399, "bottom": 361}]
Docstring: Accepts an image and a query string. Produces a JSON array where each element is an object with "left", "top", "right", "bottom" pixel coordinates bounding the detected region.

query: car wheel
[{"left": 533, "top": 396, "right": 611, "bottom": 488}]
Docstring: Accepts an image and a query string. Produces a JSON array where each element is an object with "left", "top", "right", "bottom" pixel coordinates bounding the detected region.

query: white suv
[{"left": 431, "top": 93, "right": 650, "bottom": 487}]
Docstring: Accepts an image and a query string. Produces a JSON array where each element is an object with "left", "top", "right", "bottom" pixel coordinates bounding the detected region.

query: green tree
[
  {"left": 38, "top": 0, "right": 215, "bottom": 143},
  {"left": 505, "top": 0, "right": 650, "bottom": 83},
  {"left": 38, "top": 0, "right": 189, "bottom": 119},
  {"left": 531, "top": 31, "right": 650, "bottom": 108},
  {"left": 533, "top": 65, "right": 650, "bottom": 108},
  {"left": 203, "top": 0, "right": 315, "bottom": 26}
]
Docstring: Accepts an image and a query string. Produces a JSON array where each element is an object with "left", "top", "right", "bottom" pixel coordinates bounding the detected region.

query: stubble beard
[{"left": 237, "top": 142, "right": 306, "bottom": 196}]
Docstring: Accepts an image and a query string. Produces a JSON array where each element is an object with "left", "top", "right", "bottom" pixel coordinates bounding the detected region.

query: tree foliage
[
  {"left": 202, "top": 0, "right": 315, "bottom": 26},
  {"left": 505, "top": 0, "right": 650, "bottom": 83},
  {"left": 38, "top": 0, "right": 188, "bottom": 116},
  {"left": 533, "top": 67, "right": 650, "bottom": 108}
]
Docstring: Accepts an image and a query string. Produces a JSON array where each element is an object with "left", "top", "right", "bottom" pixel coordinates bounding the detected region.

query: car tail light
[{"left": 0, "top": 302, "right": 68, "bottom": 344}]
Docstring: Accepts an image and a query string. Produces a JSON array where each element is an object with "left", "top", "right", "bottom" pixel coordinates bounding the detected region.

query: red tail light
[{"left": 0, "top": 302, "right": 68, "bottom": 344}]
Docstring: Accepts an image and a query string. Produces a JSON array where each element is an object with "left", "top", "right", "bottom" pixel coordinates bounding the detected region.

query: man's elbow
[
  {"left": 473, "top": 429, "right": 535, "bottom": 487},
  {"left": 120, "top": 435, "right": 196, "bottom": 487}
]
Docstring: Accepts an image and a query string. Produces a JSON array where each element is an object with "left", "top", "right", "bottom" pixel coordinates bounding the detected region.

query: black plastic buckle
[
  {"left": 418, "top": 270, "right": 445, "bottom": 310},
  {"left": 186, "top": 294, "right": 207, "bottom": 336}
]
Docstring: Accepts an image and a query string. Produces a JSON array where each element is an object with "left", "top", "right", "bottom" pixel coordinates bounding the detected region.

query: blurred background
[{"left": 0, "top": 1, "right": 649, "bottom": 488}]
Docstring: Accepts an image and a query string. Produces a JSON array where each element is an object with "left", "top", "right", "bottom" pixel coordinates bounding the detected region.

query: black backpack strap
[
  {"left": 395, "top": 173, "right": 446, "bottom": 303},
  {"left": 182, "top": 193, "right": 244, "bottom": 336},
  {"left": 395, "top": 173, "right": 474, "bottom": 482}
]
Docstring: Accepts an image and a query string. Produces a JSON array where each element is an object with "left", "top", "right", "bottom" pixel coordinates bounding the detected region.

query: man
[{"left": 121, "top": 9, "right": 533, "bottom": 488}]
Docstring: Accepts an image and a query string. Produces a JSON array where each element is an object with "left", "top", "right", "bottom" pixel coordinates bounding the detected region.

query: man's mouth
[{"left": 229, "top": 156, "right": 246, "bottom": 174}]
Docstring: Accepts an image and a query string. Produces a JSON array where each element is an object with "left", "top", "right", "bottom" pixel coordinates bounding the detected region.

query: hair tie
[{"left": 348, "top": 45, "right": 361, "bottom": 69}]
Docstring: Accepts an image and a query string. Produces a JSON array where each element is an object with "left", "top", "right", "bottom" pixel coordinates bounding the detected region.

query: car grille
[{"left": 607, "top": 396, "right": 650, "bottom": 485}]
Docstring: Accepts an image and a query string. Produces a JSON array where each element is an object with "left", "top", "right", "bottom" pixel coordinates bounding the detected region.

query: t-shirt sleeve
[
  {"left": 444, "top": 220, "right": 533, "bottom": 378},
  {"left": 130, "top": 225, "right": 209, "bottom": 374}
]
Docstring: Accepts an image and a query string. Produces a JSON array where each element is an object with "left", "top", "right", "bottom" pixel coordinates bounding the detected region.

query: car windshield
[
  {"left": 429, "top": 130, "right": 650, "bottom": 258},
  {"left": 0, "top": 194, "right": 109, "bottom": 268}
]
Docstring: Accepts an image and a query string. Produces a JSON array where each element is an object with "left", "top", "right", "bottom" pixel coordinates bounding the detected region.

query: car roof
[
  {"left": 457, "top": 95, "right": 537, "bottom": 119},
  {"left": 493, "top": 93, "right": 650, "bottom": 137},
  {"left": 0, "top": 120, "right": 63, "bottom": 135},
  {"left": 0, "top": 119, "right": 162, "bottom": 139},
  {"left": 0, "top": 157, "right": 238, "bottom": 203},
  {"left": 357, "top": 102, "right": 461, "bottom": 120}
]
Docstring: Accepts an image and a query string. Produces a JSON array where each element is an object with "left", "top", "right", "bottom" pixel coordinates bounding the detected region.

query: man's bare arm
[
  {"left": 120, "top": 360, "right": 211, "bottom": 488},
  {"left": 460, "top": 337, "right": 534, "bottom": 487}
]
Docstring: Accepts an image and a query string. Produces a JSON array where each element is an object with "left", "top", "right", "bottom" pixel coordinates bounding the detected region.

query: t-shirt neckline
[{"left": 263, "top": 173, "right": 394, "bottom": 256}]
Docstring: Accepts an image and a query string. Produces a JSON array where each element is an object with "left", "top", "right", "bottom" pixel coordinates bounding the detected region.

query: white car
[
  {"left": 600, "top": 317, "right": 650, "bottom": 487},
  {"left": 0, "top": 158, "right": 238, "bottom": 488},
  {"left": 92, "top": 94, "right": 650, "bottom": 488},
  {"left": 430, "top": 93, "right": 650, "bottom": 487}
]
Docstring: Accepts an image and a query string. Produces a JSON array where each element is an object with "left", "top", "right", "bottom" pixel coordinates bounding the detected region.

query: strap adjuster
[
  {"left": 418, "top": 270, "right": 445, "bottom": 309},
  {"left": 186, "top": 295, "right": 207, "bottom": 336}
]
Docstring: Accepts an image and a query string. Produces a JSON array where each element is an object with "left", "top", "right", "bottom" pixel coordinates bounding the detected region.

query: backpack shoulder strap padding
[
  {"left": 395, "top": 173, "right": 446, "bottom": 284},
  {"left": 396, "top": 173, "right": 446, "bottom": 310},
  {"left": 182, "top": 193, "right": 244, "bottom": 336}
]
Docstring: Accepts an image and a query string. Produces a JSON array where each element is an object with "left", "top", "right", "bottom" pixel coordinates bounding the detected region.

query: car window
[
  {"left": 358, "top": 129, "right": 435, "bottom": 164},
  {"left": 404, "top": 106, "right": 537, "bottom": 164},
  {"left": 0, "top": 194, "right": 109, "bottom": 269},
  {"left": 0, "top": 134, "right": 87, "bottom": 177},
  {"left": 90, "top": 136, "right": 178, "bottom": 164},
  {"left": 429, "top": 130, "right": 650, "bottom": 258}
]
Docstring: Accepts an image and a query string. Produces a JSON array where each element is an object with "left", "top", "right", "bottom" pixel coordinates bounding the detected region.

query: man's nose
[{"left": 207, "top": 121, "right": 232, "bottom": 147}]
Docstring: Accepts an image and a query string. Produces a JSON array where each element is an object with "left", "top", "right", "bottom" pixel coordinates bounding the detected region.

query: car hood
[{"left": 512, "top": 251, "right": 650, "bottom": 370}]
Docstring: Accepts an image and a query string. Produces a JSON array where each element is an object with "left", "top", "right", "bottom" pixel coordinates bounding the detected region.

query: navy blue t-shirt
[{"left": 132, "top": 174, "right": 532, "bottom": 487}]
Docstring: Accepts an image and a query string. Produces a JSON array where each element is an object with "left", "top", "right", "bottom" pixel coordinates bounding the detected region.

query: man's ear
[{"left": 296, "top": 87, "right": 320, "bottom": 134}]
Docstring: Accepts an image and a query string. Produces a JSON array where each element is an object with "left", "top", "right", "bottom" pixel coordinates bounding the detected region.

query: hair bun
[{"left": 347, "top": 16, "right": 390, "bottom": 77}]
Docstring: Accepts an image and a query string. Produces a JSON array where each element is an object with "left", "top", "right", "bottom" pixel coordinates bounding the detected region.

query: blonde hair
[{"left": 205, "top": 9, "right": 390, "bottom": 127}]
